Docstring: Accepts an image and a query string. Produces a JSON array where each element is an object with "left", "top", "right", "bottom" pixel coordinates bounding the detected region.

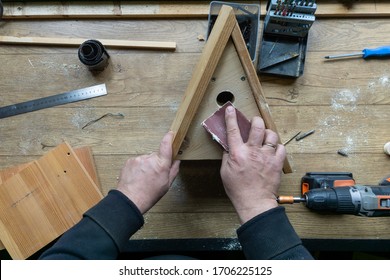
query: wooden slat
[
  {"left": 231, "top": 22, "right": 292, "bottom": 173},
  {"left": 0, "top": 36, "right": 176, "bottom": 50},
  {"left": 2, "top": 1, "right": 390, "bottom": 19},
  {"left": 170, "top": 5, "right": 236, "bottom": 157},
  {"left": 0, "top": 143, "right": 103, "bottom": 259}
]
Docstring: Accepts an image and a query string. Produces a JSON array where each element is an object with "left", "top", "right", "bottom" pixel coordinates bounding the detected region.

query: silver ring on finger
[{"left": 264, "top": 142, "right": 277, "bottom": 149}]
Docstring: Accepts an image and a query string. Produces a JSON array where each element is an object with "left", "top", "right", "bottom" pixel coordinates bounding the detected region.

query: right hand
[{"left": 220, "top": 106, "right": 286, "bottom": 224}]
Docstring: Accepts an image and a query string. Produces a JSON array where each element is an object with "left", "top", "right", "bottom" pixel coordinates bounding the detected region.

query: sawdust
[
  {"left": 221, "top": 239, "right": 242, "bottom": 251},
  {"left": 313, "top": 82, "right": 377, "bottom": 155},
  {"left": 379, "top": 76, "right": 390, "bottom": 87},
  {"left": 330, "top": 89, "right": 359, "bottom": 112}
]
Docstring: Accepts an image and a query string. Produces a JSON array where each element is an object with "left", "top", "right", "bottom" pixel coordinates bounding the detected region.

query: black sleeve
[
  {"left": 39, "top": 190, "right": 144, "bottom": 260},
  {"left": 237, "top": 206, "right": 314, "bottom": 260}
]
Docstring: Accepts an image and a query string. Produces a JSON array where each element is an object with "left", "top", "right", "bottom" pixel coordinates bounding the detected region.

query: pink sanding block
[{"left": 201, "top": 102, "right": 251, "bottom": 151}]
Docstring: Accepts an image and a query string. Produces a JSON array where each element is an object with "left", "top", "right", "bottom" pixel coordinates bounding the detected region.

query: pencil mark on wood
[{"left": 11, "top": 189, "right": 37, "bottom": 208}]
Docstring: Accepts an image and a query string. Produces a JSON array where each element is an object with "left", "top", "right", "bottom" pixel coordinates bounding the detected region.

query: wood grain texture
[
  {"left": 0, "top": 36, "right": 176, "bottom": 50},
  {"left": 0, "top": 143, "right": 103, "bottom": 259},
  {"left": 170, "top": 5, "right": 236, "bottom": 157},
  {"left": 2, "top": 1, "right": 390, "bottom": 19},
  {"left": 176, "top": 39, "right": 266, "bottom": 160},
  {"left": 0, "top": 13, "right": 389, "bottom": 246},
  {"left": 231, "top": 22, "right": 292, "bottom": 173},
  {"left": 0, "top": 146, "right": 101, "bottom": 251},
  {"left": 0, "top": 146, "right": 100, "bottom": 187}
]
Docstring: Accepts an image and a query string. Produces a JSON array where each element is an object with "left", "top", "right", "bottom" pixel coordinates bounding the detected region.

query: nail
[{"left": 226, "top": 106, "right": 234, "bottom": 113}]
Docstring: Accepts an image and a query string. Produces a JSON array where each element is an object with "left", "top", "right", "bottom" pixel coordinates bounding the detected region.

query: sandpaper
[{"left": 201, "top": 101, "right": 251, "bottom": 151}]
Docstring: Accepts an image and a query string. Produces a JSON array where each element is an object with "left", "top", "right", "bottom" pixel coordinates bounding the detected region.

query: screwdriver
[{"left": 324, "top": 45, "right": 390, "bottom": 60}]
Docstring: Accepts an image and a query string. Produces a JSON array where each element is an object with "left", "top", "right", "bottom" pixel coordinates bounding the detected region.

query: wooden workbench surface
[{"left": 0, "top": 4, "right": 389, "bottom": 245}]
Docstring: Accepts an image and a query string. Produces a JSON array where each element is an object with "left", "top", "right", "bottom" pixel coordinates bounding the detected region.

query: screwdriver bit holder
[{"left": 258, "top": 0, "right": 317, "bottom": 77}]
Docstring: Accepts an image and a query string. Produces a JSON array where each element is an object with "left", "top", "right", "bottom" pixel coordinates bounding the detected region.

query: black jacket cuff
[
  {"left": 84, "top": 190, "right": 144, "bottom": 250},
  {"left": 237, "top": 206, "right": 311, "bottom": 259}
]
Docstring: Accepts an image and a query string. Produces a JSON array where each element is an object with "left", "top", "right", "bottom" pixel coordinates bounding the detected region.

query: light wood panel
[
  {"left": 0, "top": 143, "right": 103, "bottom": 259},
  {"left": 0, "top": 146, "right": 100, "bottom": 187},
  {"left": 0, "top": 146, "right": 101, "bottom": 251}
]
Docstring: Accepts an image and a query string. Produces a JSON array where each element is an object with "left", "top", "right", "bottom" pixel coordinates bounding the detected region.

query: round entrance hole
[{"left": 216, "top": 91, "right": 235, "bottom": 106}]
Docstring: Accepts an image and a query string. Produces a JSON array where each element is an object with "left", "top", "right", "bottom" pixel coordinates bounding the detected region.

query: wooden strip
[
  {"left": 231, "top": 23, "right": 292, "bottom": 173},
  {"left": 170, "top": 5, "right": 236, "bottom": 157},
  {"left": 2, "top": 1, "right": 390, "bottom": 19},
  {"left": 0, "top": 35, "right": 176, "bottom": 50}
]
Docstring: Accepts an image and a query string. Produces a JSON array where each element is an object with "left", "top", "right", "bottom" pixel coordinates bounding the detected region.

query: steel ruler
[{"left": 0, "top": 84, "right": 107, "bottom": 119}]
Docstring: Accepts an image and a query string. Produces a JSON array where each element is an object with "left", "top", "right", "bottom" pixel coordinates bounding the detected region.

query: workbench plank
[
  {"left": 0, "top": 20, "right": 206, "bottom": 54},
  {"left": 1, "top": 50, "right": 390, "bottom": 108},
  {"left": 0, "top": 13, "right": 389, "bottom": 249},
  {"left": 0, "top": 105, "right": 387, "bottom": 157},
  {"left": 131, "top": 212, "right": 390, "bottom": 240},
  {"left": 3, "top": 1, "right": 390, "bottom": 19},
  {"left": 2, "top": 153, "right": 388, "bottom": 211}
]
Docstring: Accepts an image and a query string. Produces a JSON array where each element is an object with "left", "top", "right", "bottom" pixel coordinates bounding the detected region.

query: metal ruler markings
[{"left": 0, "top": 84, "right": 107, "bottom": 119}]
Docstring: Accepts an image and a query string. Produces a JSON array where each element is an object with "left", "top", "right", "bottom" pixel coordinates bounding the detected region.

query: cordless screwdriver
[{"left": 277, "top": 172, "right": 390, "bottom": 217}]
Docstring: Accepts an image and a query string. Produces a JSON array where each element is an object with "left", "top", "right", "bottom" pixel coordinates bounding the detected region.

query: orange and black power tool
[{"left": 278, "top": 172, "right": 390, "bottom": 217}]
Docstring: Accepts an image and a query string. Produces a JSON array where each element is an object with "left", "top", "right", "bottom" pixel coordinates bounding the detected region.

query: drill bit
[
  {"left": 283, "top": 131, "right": 301, "bottom": 145},
  {"left": 277, "top": 196, "right": 306, "bottom": 204},
  {"left": 296, "top": 129, "right": 315, "bottom": 141}
]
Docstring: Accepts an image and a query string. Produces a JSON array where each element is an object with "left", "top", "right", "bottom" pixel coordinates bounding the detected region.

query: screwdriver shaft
[{"left": 325, "top": 52, "right": 363, "bottom": 60}]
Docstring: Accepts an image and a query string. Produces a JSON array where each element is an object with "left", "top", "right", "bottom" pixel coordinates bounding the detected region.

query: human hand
[
  {"left": 220, "top": 106, "right": 286, "bottom": 224},
  {"left": 117, "top": 131, "right": 181, "bottom": 214}
]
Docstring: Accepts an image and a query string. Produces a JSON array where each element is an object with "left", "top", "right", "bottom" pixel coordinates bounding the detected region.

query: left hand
[{"left": 117, "top": 131, "right": 181, "bottom": 214}]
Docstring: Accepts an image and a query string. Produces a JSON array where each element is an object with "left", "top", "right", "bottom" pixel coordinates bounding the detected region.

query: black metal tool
[
  {"left": 0, "top": 84, "right": 107, "bottom": 119},
  {"left": 258, "top": 0, "right": 317, "bottom": 78}
]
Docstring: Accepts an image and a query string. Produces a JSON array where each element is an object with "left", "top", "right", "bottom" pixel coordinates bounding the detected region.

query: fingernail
[{"left": 226, "top": 106, "right": 234, "bottom": 113}]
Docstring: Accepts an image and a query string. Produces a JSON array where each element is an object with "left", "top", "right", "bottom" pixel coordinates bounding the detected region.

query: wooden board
[
  {"left": 0, "top": 143, "right": 103, "bottom": 259},
  {"left": 0, "top": 36, "right": 176, "bottom": 51},
  {"left": 2, "top": 1, "right": 390, "bottom": 19},
  {"left": 170, "top": 5, "right": 292, "bottom": 173},
  {"left": 0, "top": 146, "right": 100, "bottom": 187},
  {"left": 0, "top": 146, "right": 101, "bottom": 251}
]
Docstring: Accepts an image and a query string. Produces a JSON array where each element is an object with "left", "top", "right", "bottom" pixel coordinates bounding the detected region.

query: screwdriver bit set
[{"left": 258, "top": 0, "right": 317, "bottom": 77}]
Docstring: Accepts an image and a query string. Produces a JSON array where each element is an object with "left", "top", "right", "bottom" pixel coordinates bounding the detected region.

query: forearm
[
  {"left": 237, "top": 207, "right": 313, "bottom": 260},
  {"left": 39, "top": 190, "right": 144, "bottom": 260}
]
